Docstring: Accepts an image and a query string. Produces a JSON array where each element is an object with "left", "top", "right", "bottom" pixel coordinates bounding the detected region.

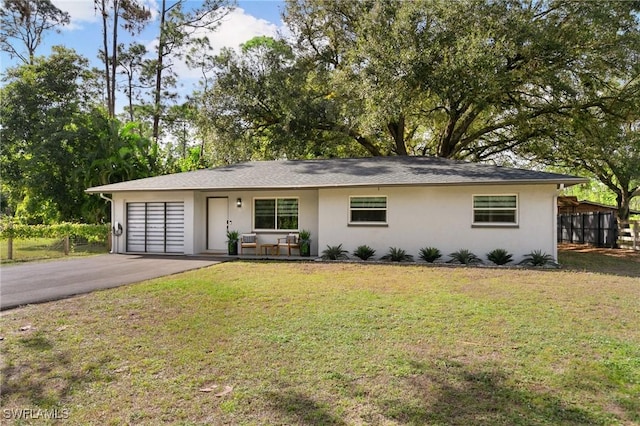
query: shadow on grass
[
  {"left": 558, "top": 245, "right": 640, "bottom": 278},
  {"left": 377, "top": 361, "right": 607, "bottom": 426},
  {"left": 1, "top": 332, "right": 112, "bottom": 409},
  {"left": 266, "top": 388, "right": 347, "bottom": 425}
]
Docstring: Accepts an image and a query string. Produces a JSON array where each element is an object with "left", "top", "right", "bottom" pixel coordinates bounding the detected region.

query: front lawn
[{"left": 1, "top": 257, "right": 639, "bottom": 424}]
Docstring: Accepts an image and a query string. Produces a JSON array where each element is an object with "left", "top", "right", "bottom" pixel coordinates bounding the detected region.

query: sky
[{"left": 0, "top": 0, "right": 287, "bottom": 103}]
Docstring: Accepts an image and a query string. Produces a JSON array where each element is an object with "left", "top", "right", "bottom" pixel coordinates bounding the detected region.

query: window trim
[
  {"left": 348, "top": 195, "right": 388, "bottom": 226},
  {"left": 253, "top": 197, "right": 299, "bottom": 232},
  {"left": 472, "top": 194, "right": 519, "bottom": 227}
]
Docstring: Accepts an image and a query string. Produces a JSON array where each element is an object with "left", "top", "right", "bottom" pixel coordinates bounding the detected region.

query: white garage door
[{"left": 126, "top": 202, "right": 184, "bottom": 253}]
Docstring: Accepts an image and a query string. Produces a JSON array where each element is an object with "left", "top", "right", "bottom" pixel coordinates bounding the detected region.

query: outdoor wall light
[{"left": 236, "top": 198, "right": 242, "bottom": 208}]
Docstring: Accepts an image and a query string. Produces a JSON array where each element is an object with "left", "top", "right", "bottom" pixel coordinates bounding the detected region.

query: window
[
  {"left": 254, "top": 198, "right": 298, "bottom": 230},
  {"left": 473, "top": 195, "right": 518, "bottom": 225},
  {"left": 349, "top": 196, "right": 387, "bottom": 224}
]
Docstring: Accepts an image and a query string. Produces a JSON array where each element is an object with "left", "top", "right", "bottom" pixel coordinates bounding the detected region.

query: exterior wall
[
  {"left": 108, "top": 184, "right": 558, "bottom": 261},
  {"left": 194, "top": 189, "right": 320, "bottom": 255},
  {"left": 111, "top": 189, "right": 319, "bottom": 255},
  {"left": 318, "top": 184, "right": 559, "bottom": 262},
  {"left": 110, "top": 191, "right": 196, "bottom": 254}
]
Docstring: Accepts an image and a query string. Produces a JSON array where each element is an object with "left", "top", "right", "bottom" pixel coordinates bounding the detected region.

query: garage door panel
[{"left": 126, "top": 202, "right": 184, "bottom": 253}]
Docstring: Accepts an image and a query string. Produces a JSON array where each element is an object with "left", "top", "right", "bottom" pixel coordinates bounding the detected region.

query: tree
[
  {"left": 0, "top": 0, "right": 69, "bottom": 65},
  {"left": 117, "top": 42, "right": 150, "bottom": 123},
  {"left": 198, "top": 36, "right": 371, "bottom": 161},
  {"left": 81, "top": 112, "right": 161, "bottom": 221},
  {"left": 95, "top": 0, "right": 151, "bottom": 117},
  {"left": 0, "top": 47, "right": 100, "bottom": 222},
  {"left": 148, "top": 0, "right": 232, "bottom": 144},
  {"left": 201, "top": 0, "right": 640, "bottom": 160},
  {"left": 522, "top": 89, "right": 640, "bottom": 221},
  {"left": 291, "top": 0, "right": 640, "bottom": 159}
]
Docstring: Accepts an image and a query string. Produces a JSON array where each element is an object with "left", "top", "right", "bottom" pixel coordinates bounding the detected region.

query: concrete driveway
[{"left": 0, "top": 254, "right": 224, "bottom": 310}]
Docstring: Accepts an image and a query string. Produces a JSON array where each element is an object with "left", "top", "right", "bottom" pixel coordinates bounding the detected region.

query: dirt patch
[{"left": 559, "top": 244, "right": 640, "bottom": 262}]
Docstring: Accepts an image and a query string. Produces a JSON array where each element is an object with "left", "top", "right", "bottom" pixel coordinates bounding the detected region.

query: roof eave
[{"left": 86, "top": 177, "right": 589, "bottom": 194}]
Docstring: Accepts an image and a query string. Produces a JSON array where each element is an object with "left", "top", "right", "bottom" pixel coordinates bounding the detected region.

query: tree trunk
[
  {"left": 152, "top": 0, "right": 167, "bottom": 145},
  {"left": 101, "top": 0, "right": 113, "bottom": 117},
  {"left": 616, "top": 191, "right": 631, "bottom": 221},
  {"left": 110, "top": 0, "right": 119, "bottom": 118},
  {"left": 387, "top": 117, "right": 407, "bottom": 156}
]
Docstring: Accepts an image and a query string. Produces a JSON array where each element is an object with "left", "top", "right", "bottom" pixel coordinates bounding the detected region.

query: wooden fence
[
  {"left": 618, "top": 221, "right": 640, "bottom": 250},
  {"left": 557, "top": 212, "right": 618, "bottom": 248}
]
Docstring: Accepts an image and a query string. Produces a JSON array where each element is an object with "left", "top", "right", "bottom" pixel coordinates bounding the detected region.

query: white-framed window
[
  {"left": 472, "top": 194, "right": 518, "bottom": 225},
  {"left": 254, "top": 197, "right": 299, "bottom": 231},
  {"left": 349, "top": 196, "right": 387, "bottom": 224}
]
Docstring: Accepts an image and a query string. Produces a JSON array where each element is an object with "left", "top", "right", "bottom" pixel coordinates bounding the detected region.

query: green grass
[
  {"left": 1, "top": 252, "right": 639, "bottom": 425},
  {"left": 0, "top": 238, "right": 108, "bottom": 264},
  {"left": 558, "top": 244, "right": 640, "bottom": 277}
]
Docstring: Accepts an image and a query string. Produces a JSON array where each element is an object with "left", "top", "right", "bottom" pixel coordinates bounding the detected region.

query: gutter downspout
[
  {"left": 554, "top": 184, "right": 566, "bottom": 262},
  {"left": 100, "top": 193, "right": 115, "bottom": 254}
]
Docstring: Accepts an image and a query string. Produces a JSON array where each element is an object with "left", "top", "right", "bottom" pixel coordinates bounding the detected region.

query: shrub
[
  {"left": 519, "top": 250, "right": 555, "bottom": 266},
  {"left": 298, "top": 229, "right": 311, "bottom": 241},
  {"left": 448, "top": 249, "right": 482, "bottom": 265},
  {"left": 486, "top": 248, "right": 513, "bottom": 265},
  {"left": 419, "top": 246, "right": 442, "bottom": 263},
  {"left": 226, "top": 230, "right": 240, "bottom": 242},
  {"left": 353, "top": 245, "right": 376, "bottom": 260},
  {"left": 321, "top": 244, "right": 349, "bottom": 260},
  {"left": 381, "top": 247, "right": 414, "bottom": 262}
]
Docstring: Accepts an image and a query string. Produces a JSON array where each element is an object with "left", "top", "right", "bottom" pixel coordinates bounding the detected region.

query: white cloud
[
  {"left": 52, "top": 0, "right": 99, "bottom": 28},
  {"left": 160, "top": 7, "right": 282, "bottom": 81},
  {"left": 52, "top": 0, "right": 159, "bottom": 30},
  {"left": 210, "top": 7, "right": 280, "bottom": 53}
]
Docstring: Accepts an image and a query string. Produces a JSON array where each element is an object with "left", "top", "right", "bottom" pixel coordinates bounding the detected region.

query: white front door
[{"left": 207, "top": 197, "right": 229, "bottom": 252}]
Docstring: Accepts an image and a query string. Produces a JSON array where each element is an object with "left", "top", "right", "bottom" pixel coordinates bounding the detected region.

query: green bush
[
  {"left": 448, "top": 249, "right": 482, "bottom": 265},
  {"left": 353, "top": 245, "right": 376, "bottom": 260},
  {"left": 486, "top": 248, "right": 513, "bottom": 265},
  {"left": 226, "top": 230, "right": 240, "bottom": 242},
  {"left": 519, "top": 250, "right": 555, "bottom": 267},
  {"left": 0, "top": 220, "right": 109, "bottom": 243},
  {"left": 381, "top": 247, "right": 414, "bottom": 262},
  {"left": 419, "top": 247, "right": 442, "bottom": 263},
  {"left": 321, "top": 244, "right": 349, "bottom": 260}
]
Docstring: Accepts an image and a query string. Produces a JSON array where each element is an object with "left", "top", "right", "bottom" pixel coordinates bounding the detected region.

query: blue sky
[{"left": 1, "top": 0, "right": 286, "bottom": 99}]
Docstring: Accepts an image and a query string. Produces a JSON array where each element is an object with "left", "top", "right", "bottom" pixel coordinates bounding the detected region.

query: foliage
[
  {"left": 448, "top": 249, "right": 482, "bottom": 265},
  {"left": 321, "top": 244, "right": 349, "bottom": 260},
  {"left": 419, "top": 246, "right": 442, "bottom": 263},
  {"left": 522, "top": 93, "right": 640, "bottom": 220},
  {"left": 0, "top": 47, "right": 102, "bottom": 222},
  {"left": 486, "top": 248, "right": 513, "bottom": 266},
  {"left": 95, "top": 0, "right": 151, "bottom": 118},
  {"left": 147, "top": 0, "right": 232, "bottom": 144},
  {"left": 0, "top": 48, "right": 163, "bottom": 224},
  {"left": 380, "top": 247, "right": 414, "bottom": 262},
  {"left": 353, "top": 245, "right": 376, "bottom": 261},
  {"left": 226, "top": 230, "right": 239, "bottom": 242},
  {"left": 519, "top": 250, "right": 556, "bottom": 267},
  {"left": 200, "top": 0, "right": 640, "bottom": 160},
  {"left": 0, "top": 0, "right": 70, "bottom": 65},
  {"left": 199, "top": 35, "right": 367, "bottom": 161},
  {"left": 0, "top": 220, "right": 109, "bottom": 242},
  {"left": 298, "top": 229, "right": 311, "bottom": 241}
]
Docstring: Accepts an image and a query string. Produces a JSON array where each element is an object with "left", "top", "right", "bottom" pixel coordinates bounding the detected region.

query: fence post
[
  {"left": 634, "top": 222, "right": 640, "bottom": 251},
  {"left": 7, "top": 236, "right": 13, "bottom": 260},
  {"left": 64, "top": 235, "right": 70, "bottom": 255}
]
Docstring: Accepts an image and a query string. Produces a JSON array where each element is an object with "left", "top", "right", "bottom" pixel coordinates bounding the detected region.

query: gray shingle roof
[{"left": 85, "top": 156, "right": 587, "bottom": 193}]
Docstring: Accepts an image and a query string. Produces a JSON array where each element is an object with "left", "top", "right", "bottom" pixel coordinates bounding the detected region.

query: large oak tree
[{"left": 200, "top": 0, "right": 640, "bottom": 161}]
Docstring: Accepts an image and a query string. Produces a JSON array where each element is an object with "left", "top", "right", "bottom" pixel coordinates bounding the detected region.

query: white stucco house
[{"left": 86, "top": 156, "right": 587, "bottom": 262}]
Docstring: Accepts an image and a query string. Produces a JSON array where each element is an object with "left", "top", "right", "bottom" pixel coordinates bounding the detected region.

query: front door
[{"left": 207, "top": 197, "right": 229, "bottom": 252}]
